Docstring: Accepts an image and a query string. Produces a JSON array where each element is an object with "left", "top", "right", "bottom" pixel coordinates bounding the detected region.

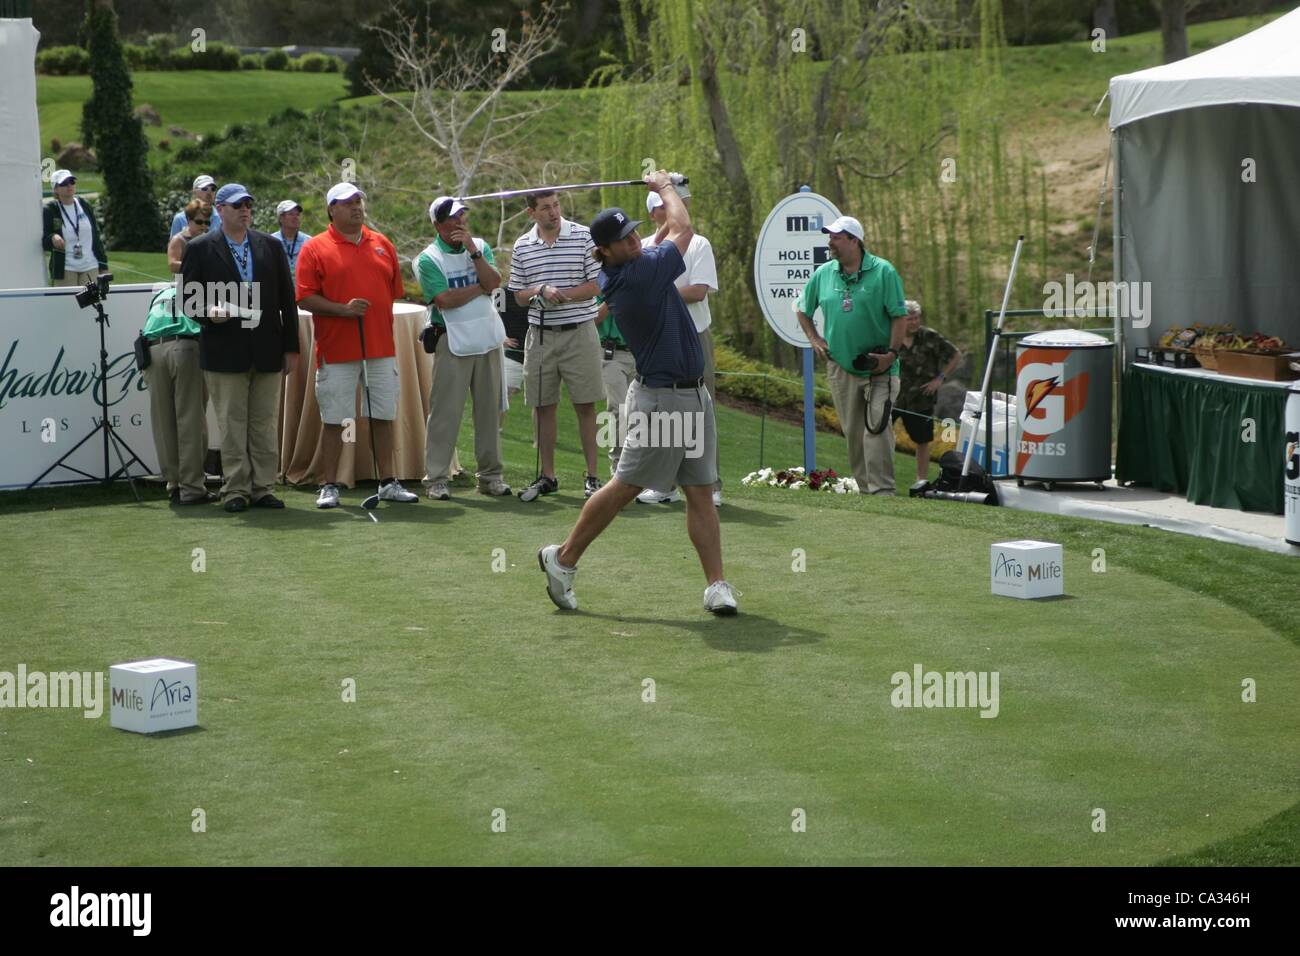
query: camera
[
  {"left": 74, "top": 272, "right": 113, "bottom": 310},
  {"left": 852, "top": 347, "right": 893, "bottom": 374},
  {"left": 601, "top": 339, "right": 618, "bottom": 361}
]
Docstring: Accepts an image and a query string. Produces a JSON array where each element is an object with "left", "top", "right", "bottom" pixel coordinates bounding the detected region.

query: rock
[
  {"left": 134, "top": 103, "right": 162, "bottom": 126},
  {"left": 934, "top": 380, "right": 969, "bottom": 423},
  {"left": 55, "top": 142, "right": 97, "bottom": 171}
]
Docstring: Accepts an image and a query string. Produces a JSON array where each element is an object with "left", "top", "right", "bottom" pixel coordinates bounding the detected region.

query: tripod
[{"left": 27, "top": 296, "right": 146, "bottom": 501}]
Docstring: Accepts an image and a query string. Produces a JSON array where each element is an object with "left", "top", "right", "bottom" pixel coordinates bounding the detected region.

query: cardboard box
[
  {"left": 109, "top": 658, "right": 197, "bottom": 734},
  {"left": 991, "top": 540, "right": 1064, "bottom": 599}
]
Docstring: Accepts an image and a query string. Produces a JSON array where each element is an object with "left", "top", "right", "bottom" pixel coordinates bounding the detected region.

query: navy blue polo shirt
[{"left": 598, "top": 242, "right": 703, "bottom": 387}]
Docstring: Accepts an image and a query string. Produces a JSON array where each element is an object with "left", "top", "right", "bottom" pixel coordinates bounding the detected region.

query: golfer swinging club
[{"left": 539, "top": 170, "right": 739, "bottom": 615}]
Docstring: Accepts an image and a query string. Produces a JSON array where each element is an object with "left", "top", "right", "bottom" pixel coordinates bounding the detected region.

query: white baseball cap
[
  {"left": 429, "top": 196, "right": 468, "bottom": 224},
  {"left": 193, "top": 174, "right": 216, "bottom": 190},
  {"left": 821, "top": 216, "right": 864, "bottom": 242},
  {"left": 326, "top": 182, "right": 365, "bottom": 205},
  {"left": 646, "top": 192, "right": 663, "bottom": 213},
  {"left": 51, "top": 169, "right": 75, "bottom": 186},
  {"left": 276, "top": 200, "right": 302, "bottom": 216}
]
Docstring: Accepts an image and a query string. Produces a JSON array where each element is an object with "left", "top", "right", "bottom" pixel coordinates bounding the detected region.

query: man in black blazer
[{"left": 180, "top": 183, "right": 299, "bottom": 513}]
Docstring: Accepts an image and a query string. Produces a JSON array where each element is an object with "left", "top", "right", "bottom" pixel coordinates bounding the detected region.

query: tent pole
[{"left": 1112, "top": 128, "right": 1123, "bottom": 477}]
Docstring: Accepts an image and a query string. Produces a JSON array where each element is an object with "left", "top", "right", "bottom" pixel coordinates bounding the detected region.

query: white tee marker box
[
  {"left": 109, "top": 658, "right": 198, "bottom": 734},
  {"left": 991, "top": 540, "right": 1064, "bottom": 599}
]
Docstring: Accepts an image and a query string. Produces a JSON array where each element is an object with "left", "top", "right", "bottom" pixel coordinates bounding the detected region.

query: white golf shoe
[
  {"left": 636, "top": 487, "right": 680, "bottom": 504},
  {"left": 316, "top": 483, "right": 340, "bottom": 509},
  {"left": 538, "top": 545, "right": 577, "bottom": 610},
  {"left": 426, "top": 481, "right": 451, "bottom": 501},
  {"left": 703, "top": 580, "right": 740, "bottom": 615},
  {"left": 379, "top": 480, "right": 419, "bottom": 503}
]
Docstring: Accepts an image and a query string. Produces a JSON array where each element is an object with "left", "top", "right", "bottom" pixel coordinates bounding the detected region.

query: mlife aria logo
[
  {"left": 784, "top": 213, "right": 826, "bottom": 232},
  {"left": 1016, "top": 350, "right": 1089, "bottom": 474}
]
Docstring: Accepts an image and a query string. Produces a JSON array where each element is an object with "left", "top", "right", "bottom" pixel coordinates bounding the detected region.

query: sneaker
[
  {"left": 518, "top": 474, "right": 558, "bottom": 502},
  {"left": 712, "top": 489, "right": 722, "bottom": 507},
  {"left": 584, "top": 474, "right": 603, "bottom": 498},
  {"left": 703, "top": 580, "right": 741, "bottom": 616},
  {"left": 478, "top": 478, "right": 513, "bottom": 496},
  {"left": 636, "top": 487, "right": 679, "bottom": 504},
  {"left": 537, "top": 544, "right": 577, "bottom": 610},
  {"left": 426, "top": 481, "right": 451, "bottom": 501},
  {"left": 379, "top": 479, "right": 419, "bottom": 503},
  {"left": 316, "top": 484, "right": 340, "bottom": 509}
]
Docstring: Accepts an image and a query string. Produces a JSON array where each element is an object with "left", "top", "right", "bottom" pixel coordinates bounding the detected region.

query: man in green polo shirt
[
  {"left": 413, "top": 196, "right": 510, "bottom": 500},
  {"left": 795, "top": 215, "right": 908, "bottom": 495}
]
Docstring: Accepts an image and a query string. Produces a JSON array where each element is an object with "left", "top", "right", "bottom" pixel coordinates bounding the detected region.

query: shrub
[
  {"left": 240, "top": 54, "right": 263, "bottom": 70},
  {"left": 262, "top": 48, "right": 290, "bottom": 71},
  {"left": 175, "top": 41, "right": 241, "bottom": 71},
  {"left": 296, "top": 52, "right": 340, "bottom": 73},
  {"left": 36, "top": 45, "right": 90, "bottom": 75},
  {"left": 146, "top": 33, "right": 176, "bottom": 54}
]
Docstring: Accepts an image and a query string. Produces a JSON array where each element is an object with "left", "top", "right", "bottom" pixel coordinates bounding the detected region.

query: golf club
[
  {"left": 520, "top": 293, "right": 545, "bottom": 500},
  {"left": 457, "top": 174, "right": 688, "bottom": 205},
  {"left": 356, "top": 315, "right": 384, "bottom": 512}
]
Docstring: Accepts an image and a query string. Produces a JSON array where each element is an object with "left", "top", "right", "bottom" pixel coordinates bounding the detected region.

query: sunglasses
[
  {"left": 227, "top": 199, "right": 254, "bottom": 210},
  {"left": 59, "top": 179, "right": 77, "bottom": 186},
  {"left": 198, "top": 185, "right": 216, "bottom": 192},
  {"left": 192, "top": 219, "right": 211, "bottom": 225}
]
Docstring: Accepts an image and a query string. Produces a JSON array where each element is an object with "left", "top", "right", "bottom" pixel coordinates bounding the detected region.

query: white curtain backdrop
[{"left": 0, "top": 18, "right": 48, "bottom": 290}]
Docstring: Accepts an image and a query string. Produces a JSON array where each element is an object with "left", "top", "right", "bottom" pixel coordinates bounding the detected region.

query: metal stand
[{"left": 26, "top": 298, "right": 146, "bottom": 501}]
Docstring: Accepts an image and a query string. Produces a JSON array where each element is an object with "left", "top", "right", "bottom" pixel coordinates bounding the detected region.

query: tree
[
  {"left": 1155, "top": 0, "right": 1190, "bottom": 62},
  {"left": 79, "top": 0, "right": 163, "bottom": 249},
  {"left": 361, "top": 0, "right": 563, "bottom": 196},
  {"left": 1094, "top": 0, "right": 1119, "bottom": 38}
]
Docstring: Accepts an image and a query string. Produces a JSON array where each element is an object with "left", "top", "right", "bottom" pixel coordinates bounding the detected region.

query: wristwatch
[{"left": 470, "top": 250, "right": 482, "bottom": 260}]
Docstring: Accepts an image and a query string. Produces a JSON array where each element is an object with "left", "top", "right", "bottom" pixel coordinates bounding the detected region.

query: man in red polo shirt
[{"left": 296, "top": 182, "right": 420, "bottom": 508}]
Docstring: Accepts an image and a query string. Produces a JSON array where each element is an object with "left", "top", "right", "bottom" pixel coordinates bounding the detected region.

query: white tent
[
  {"left": 0, "top": 16, "right": 47, "bottom": 289},
  {"left": 1108, "top": 8, "right": 1300, "bottom": 359}
]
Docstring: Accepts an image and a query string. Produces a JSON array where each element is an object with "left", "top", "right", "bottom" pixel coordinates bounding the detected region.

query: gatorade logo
[{"left": 1017, "top": 351, "right": 1089, "bottom": 474}]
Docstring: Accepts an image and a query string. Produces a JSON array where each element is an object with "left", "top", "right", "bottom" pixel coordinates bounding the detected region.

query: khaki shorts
[
  {"left": 613, "top": 379, "right": 718, "bottom": 490},
  {"left": 315, "top": 356, "right": 398, "bottom": 424},
  {"left": 523, "top": 320, "right": 604, "bottom": 407}
]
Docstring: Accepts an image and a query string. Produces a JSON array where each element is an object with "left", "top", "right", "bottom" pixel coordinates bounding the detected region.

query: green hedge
[
  {"left": 294, "top": 52, "right": 342, "bottom": 73},
  {"left": 262, "top": 49, "right": 290, "bottom": 71},
  {"left": 35, "top": 45, "right": 90, "bottom": 75}
]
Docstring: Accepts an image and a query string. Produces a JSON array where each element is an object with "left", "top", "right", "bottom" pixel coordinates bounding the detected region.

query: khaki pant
[
  {"left": 423, "top": 335, "right": 503, "bottom": 486},
  {"left": 827, "top": 362, "right": 900, "bottom": 495},
  {"left": 600, "top": 348, "right": 636, "bottom": 473},
  {"left": 698, "top": 328, "right": 722, "bottom": 491},
  {"left": 146, "top": 338, "right": 207, "bottom": 500},
  {"left": 205, "top": 369, "right": 283, "bottom": 502},
  {"left": 56, "top": 270, "right": 97, "bottom": 287}
]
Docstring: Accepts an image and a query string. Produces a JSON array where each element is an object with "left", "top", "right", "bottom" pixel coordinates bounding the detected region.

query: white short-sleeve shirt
[{"left": 641, "top": 232, "right": 717, "bottom": 333}]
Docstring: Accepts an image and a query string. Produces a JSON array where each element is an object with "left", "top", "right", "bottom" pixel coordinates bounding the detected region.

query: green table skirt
[{"left": 1116, "top": 365, "right": 1286, "bottom": 514}]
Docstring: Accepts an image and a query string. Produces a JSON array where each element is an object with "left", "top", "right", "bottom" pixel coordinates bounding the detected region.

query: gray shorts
[
  {"left": 613, "top": 379, "right": 718, "bottom": 490},
  {"left": 315, "top": 356, "right": 398, "bottom": 424}
]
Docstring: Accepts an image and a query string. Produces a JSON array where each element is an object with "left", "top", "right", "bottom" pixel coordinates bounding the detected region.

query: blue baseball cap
[{"left": 215, "top": 183, "right": 253, "bottom": 206}]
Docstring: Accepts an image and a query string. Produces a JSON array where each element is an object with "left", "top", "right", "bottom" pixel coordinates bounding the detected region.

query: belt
[
  {"left": 533, "top": 320, "right": 588, "bottom": 333},
  {"left": 636, "top": 375, "right": 704, "bottom": 390},
  {"left": 153, "top": 333, "right": 200, "bottom": 344}
]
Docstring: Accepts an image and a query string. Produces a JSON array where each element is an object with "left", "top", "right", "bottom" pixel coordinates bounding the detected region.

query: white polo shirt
[
  {"left": 641, "top": 232, "right": 718, "bottom": 333},
  {"left": 507, "top": 218, "right": 600, "bottom": 327}
]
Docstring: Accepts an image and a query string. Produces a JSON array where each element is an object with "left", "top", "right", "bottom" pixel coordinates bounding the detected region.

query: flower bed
[{"left": 740, "top": 466, "right": 859, "bottom": 494}]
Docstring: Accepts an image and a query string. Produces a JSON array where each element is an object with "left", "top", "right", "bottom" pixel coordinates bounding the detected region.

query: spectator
[
  {"left": 272, "top": 200, "right": 313, "bottom": 281},
  {"left": 41, "top": 170, "right": 107, "bottom": 287},
  {"left": 167, "top": 199, "right": 212, "bottom": 273},
  {"left": 636, "top": 186, "right": 722, "bottom": 506},
  {"left": 295, "top": 183, "right": 419, "bottom": 510},
  {"left": 413, "top": 197, "right": 510, "bottom": 501},
  {"left": 170, "top": 175, "right": 221, "bottom": 237},
  {"left": 893, "top": 299, "right": 962, "bottom": 482},
  {"left": 595, "top": 297, "right": 635, "bottom": 476},
  {"left": 180, "top": 183, "right": 300, "bottom": 513},
  {"left": 507, "top": 191, "right": 605, "bottom": 502},
  {"left": 140, "top": 283, "right": 212, "bottom": 505},
  {"left": 794, "top": 216, "right": 908, "bottom": 495}
]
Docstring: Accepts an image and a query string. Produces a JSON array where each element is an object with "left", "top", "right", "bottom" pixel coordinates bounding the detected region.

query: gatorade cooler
[
  {"left": 1014, "top": 329, "right": 1113, "bottom": 487},
  {"left": 1286, "top": 381, "right": 1299, "bottom": 547}
]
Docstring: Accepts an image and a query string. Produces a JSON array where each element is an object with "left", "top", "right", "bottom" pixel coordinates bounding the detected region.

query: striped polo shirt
[{"left": 507, "top": 218, "right": 600, "bottom": 328}]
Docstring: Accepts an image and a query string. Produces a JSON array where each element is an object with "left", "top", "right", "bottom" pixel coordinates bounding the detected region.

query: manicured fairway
[{"left": 1, "top": 400, "right": 1296, "bottom": 865}]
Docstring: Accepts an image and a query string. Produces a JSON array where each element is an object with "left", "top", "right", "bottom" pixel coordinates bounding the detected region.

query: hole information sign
[{"left": 752, "top": 191, "right": 842, "bottom": 348}]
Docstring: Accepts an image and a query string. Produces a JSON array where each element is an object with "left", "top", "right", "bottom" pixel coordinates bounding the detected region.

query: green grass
[
  {"left": 106, "top": 250, "right": 171, "bottom": 285},
  {"left": 1, "top": 396, "right": 1296, "bottom": 865},
  {"left": 36, "top": 71, "right": 348, "bottom": 167}
]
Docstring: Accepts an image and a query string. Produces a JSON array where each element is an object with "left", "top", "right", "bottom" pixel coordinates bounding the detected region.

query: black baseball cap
[{"left": 590, "top": 207, "right": 641, "bottom": 247}]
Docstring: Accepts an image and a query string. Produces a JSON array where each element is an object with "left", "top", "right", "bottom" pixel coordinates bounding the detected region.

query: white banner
[
  {"left": 752, "top": 191, "right": 842, "bottom": 348},
  {"left": 0, "top": 282, "right": 162, "bottom": 489}
]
